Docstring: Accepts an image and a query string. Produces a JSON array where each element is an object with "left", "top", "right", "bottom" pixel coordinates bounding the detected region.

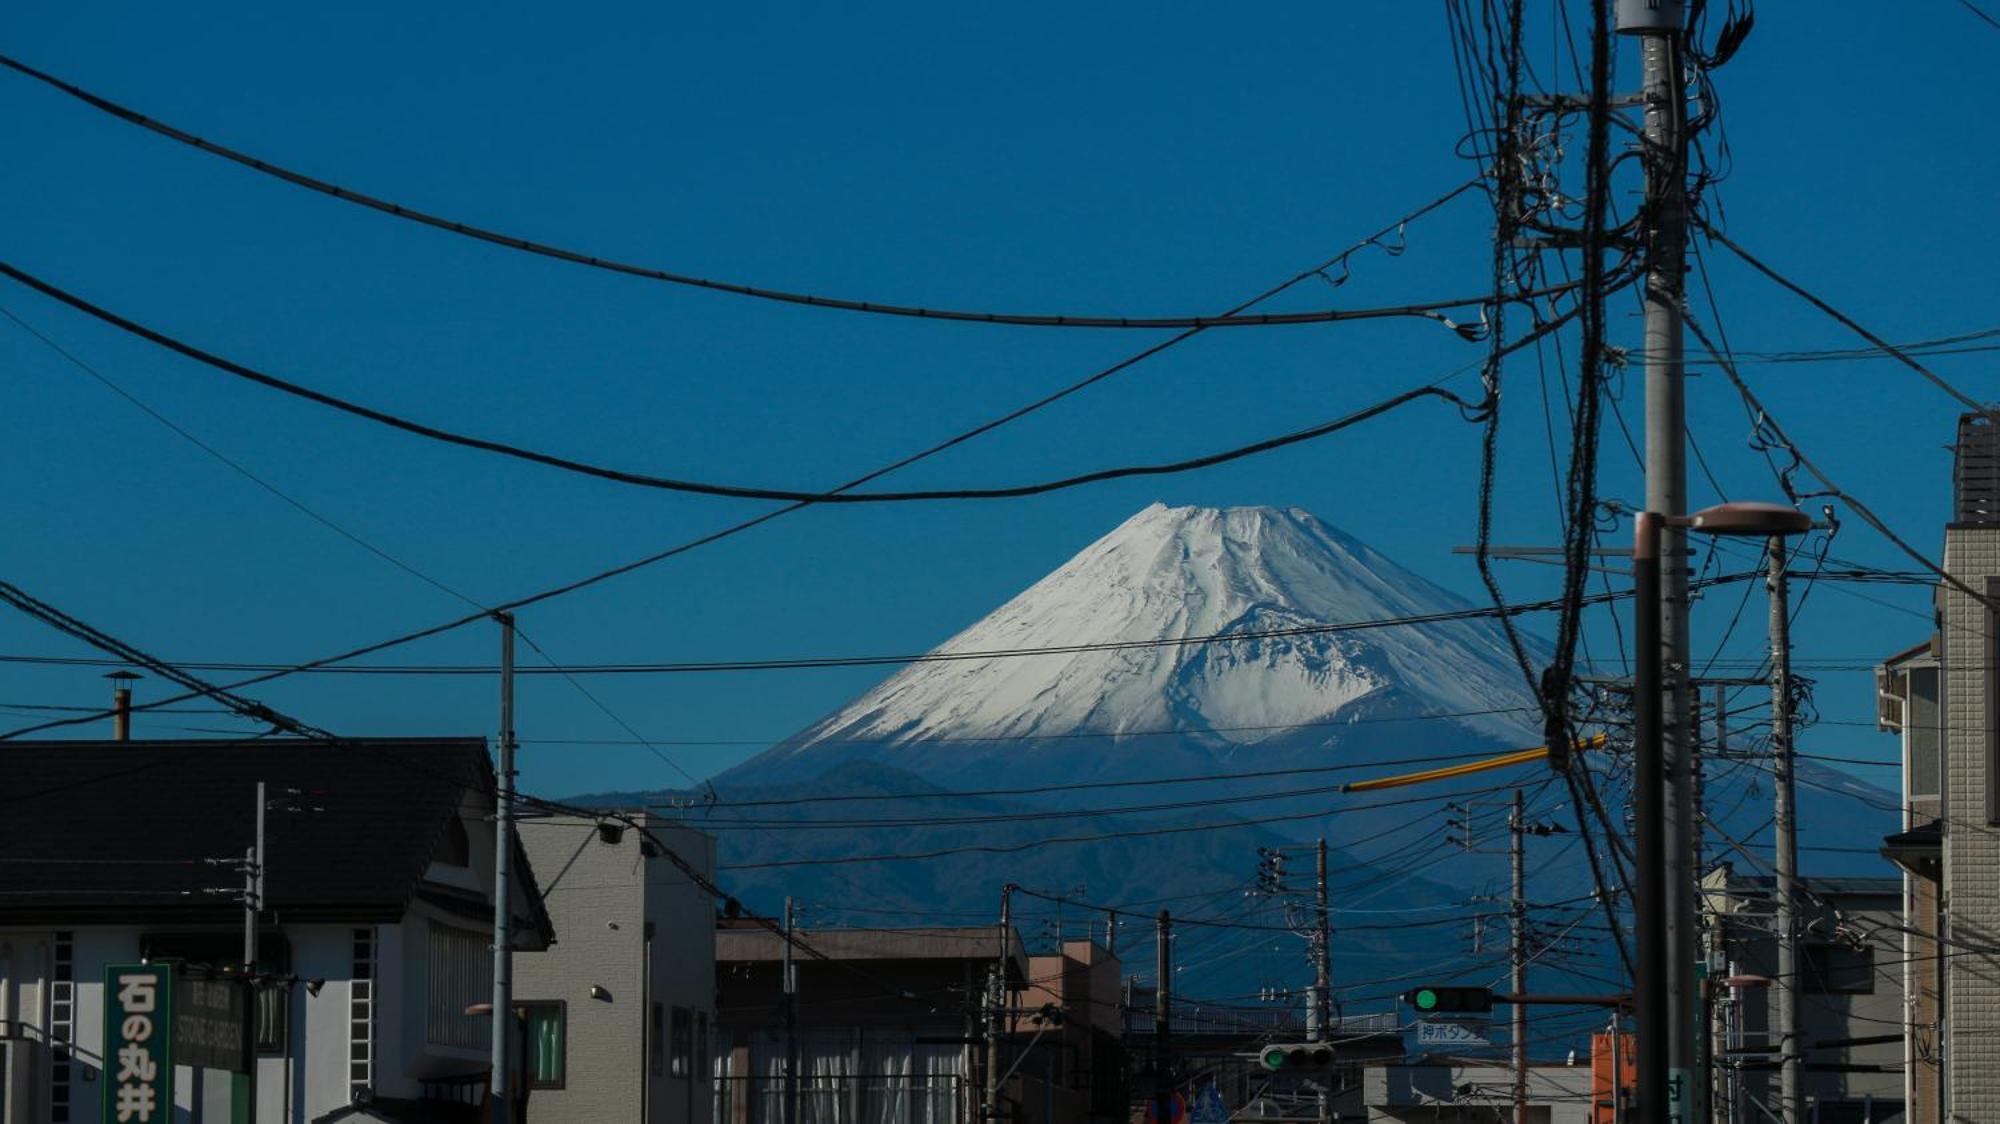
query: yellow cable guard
[{"left": 1338, "top": 732, "right": 1608, "bottom": 793}]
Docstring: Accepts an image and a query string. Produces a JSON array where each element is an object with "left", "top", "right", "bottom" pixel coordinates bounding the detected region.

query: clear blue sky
[{"left": 1, "top": 1, "right": 1990, "bottom": 796}]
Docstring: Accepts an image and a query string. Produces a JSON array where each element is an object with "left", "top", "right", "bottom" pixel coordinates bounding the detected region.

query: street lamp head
[{"left": 1687, "top": 501, "right": 1812, "bottom": 538}]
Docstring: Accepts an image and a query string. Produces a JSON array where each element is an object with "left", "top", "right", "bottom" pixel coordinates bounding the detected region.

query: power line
[
  {"left": 1698, "top": 222, "right": 2000, "bottom": 428},
  {"left": 0, "top": 52, "right": 1515, "bottom": 333},
  {"left": 0, "top": 565, "right": 1785, "bottom": 693},
  {"left": 717, "top": 777, "right": 1540, "bottom": 871},
  {"left": 0, "top": 181, "right": 1517, "bottom": 742},
  {"left": 1, "top": 302, "right": 708, "bottom": 784},
  {"left": 1955, "top": 0, "right": 2000, "bottom": 31}
]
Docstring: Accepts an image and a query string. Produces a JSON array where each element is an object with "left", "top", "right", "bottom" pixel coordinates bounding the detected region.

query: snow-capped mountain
[
  {"left": 735, "top": 503, "right": 1545, "bottom": 794},
  {"left": 740, "top": 504, "right": 1544, "bottom": 776},
  {"left": 717, "top": 502, "right": 1897, "bottom": 882}
]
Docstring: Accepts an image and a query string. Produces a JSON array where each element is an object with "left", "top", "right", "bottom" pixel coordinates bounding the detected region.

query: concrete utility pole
[
  {"left": 1154, "top": 910, "right": 1172, "bottom": 1124},
  {"left": 987, "top": 884, "right": 1014, "bottom": 1123},
  {"left": 783, "top": 896, "right": 799, "bottom": 1124},
  {"left": 1312, "top": 838, "right": 1330, "bottom": 1045},
  {"left": 1767, "top": 540, "right": 1802, "bottom": 1124},
  {"left": 243, "top": 779, "right": 265, "bottom": 1121},
  {"left": 1511, "top": 789, "right": 1528, "bottom": 1123},
  {"left": 1632, "top": 512, "right": 1670, "bottom": 1117},
  {"left": 1620, "top": 0, "right": 1697, "bottom": 1115},
  {"left": 491, "top": 611, "right": 517, "bottom": 1124}
]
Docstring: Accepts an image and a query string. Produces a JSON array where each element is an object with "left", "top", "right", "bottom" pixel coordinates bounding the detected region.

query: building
[
  {"left": 1700, "top": 870, "right": 1904, "bottom": 1122},
  {"left": 1005, "top": 939, "right": 1125, "bottom": 1124},
  {"left": 1870, "top": 408, "right": 2000, "bottom": 1122},
  {"left": 712, "top": 922, "right": 1030, "bottom": 1124},
  {"left": 0, "top": 737, "right": 553, "bottom": 1124},
  {"left": 1876, "top": 640, "right": 1944, "bottom": 1123},
  {"left": 514, "top": 812, "right": 718, "bottom": 1124}
]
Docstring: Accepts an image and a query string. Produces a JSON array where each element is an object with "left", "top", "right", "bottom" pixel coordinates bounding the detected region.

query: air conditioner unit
[{"left": 0, "top": 1037, "right": 40, "bottom": 1124}]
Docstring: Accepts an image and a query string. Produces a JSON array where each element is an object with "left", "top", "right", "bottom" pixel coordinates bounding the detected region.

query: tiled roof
[{"left": 0, "top": 737, "right": 544, "bottom": 935}]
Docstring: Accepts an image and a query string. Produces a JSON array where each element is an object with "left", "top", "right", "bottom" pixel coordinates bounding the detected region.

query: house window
[
  {"left": 1908, "top": 666, "right": 1942, "bottom": 799},
  {"left": 350, "top": 927, "right": 376, "bottom": 1095},
  {"left": 50, "top": 931, "right": 72, "bottom": 1123},
  {"left": 672, "top": 1006, "right": 694, "bottom": 1079},
  {"left": 425, "top": 922, "right": 492, "bottom": 1049},
  {"left": 519, "top": 1001, "right": 566, "bottom": 1089},
  {"left": 254, "top": 982, "right": 289, "bottom": 1054},
  {"left": 1804, "top": 943, "right": 1875, "bottom": 995},
  {"left": 652, "top": 1002, "right": 665, "bottom": 1076}
]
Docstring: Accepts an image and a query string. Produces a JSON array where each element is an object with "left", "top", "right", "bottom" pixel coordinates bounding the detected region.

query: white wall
[{"left": 0, "top": 915, "right": 505, "bottom": 1124}]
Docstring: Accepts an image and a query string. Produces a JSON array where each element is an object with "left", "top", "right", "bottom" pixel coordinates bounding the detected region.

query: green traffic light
[
  {"left": 1414, "top": 988, "right": 1439, "bottom": 1011},
  {"left": 1261, "top": 1047, "right": 1287, "bottom": 1070}
]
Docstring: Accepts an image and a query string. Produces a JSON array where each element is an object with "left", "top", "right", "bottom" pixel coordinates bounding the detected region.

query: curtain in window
[
  {"left": 525, "top": 1005, "right": 565, "bottom": 1086},
  {"left": 862, "top": 1037, "right": 912, "bottom": 1124},
  {"left": 751, "top": 1031, "right": 855, "bottom": 1124}
]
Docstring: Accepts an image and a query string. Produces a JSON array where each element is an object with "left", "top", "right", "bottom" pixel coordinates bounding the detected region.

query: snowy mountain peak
[{"left": 737, "top": 503, "right": 1544, "bottom": 783}]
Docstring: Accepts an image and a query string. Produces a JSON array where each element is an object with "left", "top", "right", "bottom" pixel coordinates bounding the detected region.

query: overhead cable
[
  {"left": 0, "top": 567, "right": 1767, "bottom": 683},
  {"left": 1697, "top": 223, "right": 2000, "bottom": 428},
  {"left": 0, "top": 261, "right": 1496, "bottom": 502},
  {"left": 0, "top": 53, "right": 1514, "bottom": 332}
]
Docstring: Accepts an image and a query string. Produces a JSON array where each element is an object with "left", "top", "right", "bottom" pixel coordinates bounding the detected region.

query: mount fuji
[{"left": 730, "top": 503, "right": 1546, "bottom": 802}]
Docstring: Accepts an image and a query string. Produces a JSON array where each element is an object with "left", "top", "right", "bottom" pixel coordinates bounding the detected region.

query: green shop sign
[{"left": 103, "top": 963, "right": 174, "bottom": 1124}]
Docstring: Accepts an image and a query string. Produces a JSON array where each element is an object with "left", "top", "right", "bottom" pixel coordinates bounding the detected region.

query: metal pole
[
  {"left": 1511, "top": 789, "right": 1528, "bottom": 1122},
  {"left": 1612, "top": 1017, "right": 1627, "bottom": 1124},
  {"left": 491, "top": 612, "right": 517, "bottom": 1124},
  {"left": 785, "top": 902, "right": 800, "bottom": 1124},
  {"left": 1637, "top": 7, "right": 1698, "bottom": 1115},
  {"left": 1154, "top": 911, "right": 1172, "bottom": 1124},
  {"left": 1768, "top": 539, "right": 1802, "bottom": 1124},
  {"left": 111, "top": 683, "right": 133, "bottom": 741},
  {"left": 1633, "top": 513, "right": 1670, "bottom": 1118}
]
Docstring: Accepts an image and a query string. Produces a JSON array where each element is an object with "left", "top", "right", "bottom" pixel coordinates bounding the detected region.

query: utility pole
[
  {"left": 1511, "top": 789, "right": 1528, "bottom": 1123},
  {"left": 1154, "top": 910, "right": 1172, "bottom": 1124},
  {"left": 783, "top": 896, "right": 799, "bottom": 1124},
  {"left": 987, "top": 884, "right": 1013, "bottom": 1124},
  {"left": 1312, "top": 838, "right": 1330, "bottom": 1044},
  {"left": 1632, "top": 512, "right": 1669, "bottom": 1117},
  {"left": 490, "top": 611, "right": 517, "bottom": 1124},
  {"left": 1768, "top": 540, "right": 1802, "bottom": 1124},
  {"left": 1622, "top": 0, "right": 1697, "bottom": 1114},
  {"left": 243, "top": 780, "right": 264, "bottom": 1121},
  {"left": 1314, "top": 840, "right": 1332, "bottom": 1124}
]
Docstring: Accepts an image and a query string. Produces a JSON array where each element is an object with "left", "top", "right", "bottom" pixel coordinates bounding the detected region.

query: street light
[
  {"left": 1631, "top": 500, "right": 1814, "bottom": 1119},
  {"left": 1685, "top": 500, "right": 1815, "bottom": 1124},
  {"left": 1686, "top": 501, "right": 1813, "bottom": 538}
]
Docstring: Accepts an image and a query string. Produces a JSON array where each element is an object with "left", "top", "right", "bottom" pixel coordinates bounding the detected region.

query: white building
[
  {"left": 514, "top": 812, "right": 718, "bottom": 1124},
  {"left": 0, "top": 737, "right": 553, "bottom": 1124}
]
